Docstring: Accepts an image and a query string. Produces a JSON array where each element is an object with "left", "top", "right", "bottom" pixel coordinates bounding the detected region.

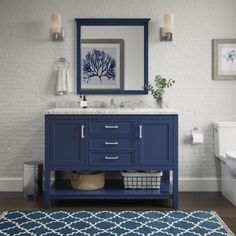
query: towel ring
[{"left": 56, "top": 58, "right": 69, "bottom": 69}]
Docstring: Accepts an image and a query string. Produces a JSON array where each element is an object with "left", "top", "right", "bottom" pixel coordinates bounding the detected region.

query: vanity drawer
[
  {"left": 90, "top": 138, "right": 133, "bottom": 150},
  {"left": 89, "top": 121, "right": 133, "bottom": 134},
  {"left": 89, "top": 152, "right": 133, "bottom": 165}
]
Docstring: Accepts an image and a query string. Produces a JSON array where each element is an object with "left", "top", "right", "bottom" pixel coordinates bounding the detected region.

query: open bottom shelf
[{"left": 50, "top": 179, "right": 173, "bottom": 200}]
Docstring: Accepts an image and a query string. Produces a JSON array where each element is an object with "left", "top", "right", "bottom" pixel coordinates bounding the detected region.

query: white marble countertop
[{"left": 45, "top": 108, "right": 178, "bottom": 115}]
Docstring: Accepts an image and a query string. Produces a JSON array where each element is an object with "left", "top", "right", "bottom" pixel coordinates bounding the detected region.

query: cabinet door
[
  {"left": 50, "top": 120, "right": 86, "bottom": 166},
  {"left": 138, "top": 119, "right": 173, "bottom": 166}
]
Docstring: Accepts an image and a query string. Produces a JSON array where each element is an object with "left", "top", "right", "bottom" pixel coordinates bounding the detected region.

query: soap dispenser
[
  {"left": 79, "top": 95, "right": 83, "bottom": 108},
  {"left": 82, "top": 95, "right": 87, "bottom": 108}
]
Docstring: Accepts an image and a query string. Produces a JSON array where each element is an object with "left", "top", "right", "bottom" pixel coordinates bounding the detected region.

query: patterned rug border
[
  {"left": 0, "top": 210, "right": 234, "bottom": 236},
  {"left": 211, "top": 211, "right": 235, "bottom": 236},
  {"left": 0, "top": 211, "right": 7, "bottom": 220}
]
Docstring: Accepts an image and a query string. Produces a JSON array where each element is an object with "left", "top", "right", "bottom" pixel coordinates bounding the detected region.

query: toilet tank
[{"left": 214, "top": 122, "right": 236, "bottom": 158}]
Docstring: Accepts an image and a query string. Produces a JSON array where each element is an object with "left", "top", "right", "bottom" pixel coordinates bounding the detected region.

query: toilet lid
[{"left": 226, "top": 151, "right": 236, "bottom": 159}]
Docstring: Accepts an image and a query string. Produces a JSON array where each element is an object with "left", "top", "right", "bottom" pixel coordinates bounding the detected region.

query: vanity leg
[
  {"left": 172, "top": 196, "right": 178, "bottom": 209},
  {"left": 45, "top": 116, "right": 51, "bottom": 208},
  {"left": 44, "top": 169, "right": 51, "bottom": 208},
  {"left": 173, "top": 116, "right": 179, "bottom": 209},
  {"left": 44, "top": 197, "right": 51, "bottom": 209},
  {"left": 172, "top": 170, "right": 179, "bottom": 209}
]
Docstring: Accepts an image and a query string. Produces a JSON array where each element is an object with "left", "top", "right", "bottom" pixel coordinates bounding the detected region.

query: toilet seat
[{"left": 226, "top": 151, "right": 236, "bottom": 159}]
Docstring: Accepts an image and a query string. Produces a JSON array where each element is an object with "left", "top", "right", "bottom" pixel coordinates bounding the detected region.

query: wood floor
[{"left": 0, "top": 192, "right": 235, "bottom": 234}]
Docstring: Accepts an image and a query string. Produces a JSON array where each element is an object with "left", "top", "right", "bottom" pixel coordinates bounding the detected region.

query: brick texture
[{"left": 0, "top": 0, "right": 236, "bottom": 183}]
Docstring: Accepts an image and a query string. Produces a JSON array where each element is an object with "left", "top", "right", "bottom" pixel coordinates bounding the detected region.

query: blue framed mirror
[{"left": 75, "top": 18, "right": 150, "bottom": 94}]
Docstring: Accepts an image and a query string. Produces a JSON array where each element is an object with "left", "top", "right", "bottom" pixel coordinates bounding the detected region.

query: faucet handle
[
  {"left": 110, "top": 98, "right": 115, "bottom": 108},
  {"left": 101, "top": 101, "right": 106, "bottom": 108},
  {"left": 120, "top": 102, "right": 125, "bottom": 108}
]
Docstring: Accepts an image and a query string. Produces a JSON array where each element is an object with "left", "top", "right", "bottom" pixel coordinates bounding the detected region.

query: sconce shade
[
  {"left": 160, "top": 14, "right": 174, "bottom": 41},
  {"left": 51, "top": 14, "right": 61, "bottom": 33},
  {"left": 164, "top": 14, "right": 174, "bottom": 33}
]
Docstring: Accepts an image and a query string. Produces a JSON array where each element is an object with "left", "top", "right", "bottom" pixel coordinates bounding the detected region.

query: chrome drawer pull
[
  {"left": 105, "top": 156, "right": 119, "bottom": 160},
  {"left": 139, "top": 125, "right": 142, "bottom": 139},
  {"left": 81, "top": 125, "right": 85, "bottom": 139},
  {"left": 105, "top": 141, "right": 119, "bottom": 145},
  {"left": 105, "top": 125, "right": 119, "bottom": 129}
]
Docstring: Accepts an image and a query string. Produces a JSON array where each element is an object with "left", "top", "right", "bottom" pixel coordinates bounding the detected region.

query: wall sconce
[
  {"left": 160, "top": 14, "right": 174, "bottom": 41},
  {"left": 50, "top": 14, "right": 64, "bottom": 42}
]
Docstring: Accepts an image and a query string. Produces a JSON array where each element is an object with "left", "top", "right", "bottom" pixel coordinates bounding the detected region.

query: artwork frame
[
  {"left": 213, "top": 39, "right": 236, "bottom": 80},
  {"left": 81, "top": 39, "right": 124, "bottom": 90}
]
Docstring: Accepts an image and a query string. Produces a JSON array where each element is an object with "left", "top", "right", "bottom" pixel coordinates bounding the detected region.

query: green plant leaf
[{"left": 145, "top": 75, "right": 175, "bottom": 104}]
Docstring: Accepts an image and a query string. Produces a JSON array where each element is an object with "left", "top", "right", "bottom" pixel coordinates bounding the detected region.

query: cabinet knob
[{"left": 105, "top": 156, "right": 119, "bottom": 160}]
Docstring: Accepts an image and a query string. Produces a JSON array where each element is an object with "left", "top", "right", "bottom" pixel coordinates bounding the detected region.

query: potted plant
[{"left": 145, "top": 75, "right": 175, "bottom": 108}]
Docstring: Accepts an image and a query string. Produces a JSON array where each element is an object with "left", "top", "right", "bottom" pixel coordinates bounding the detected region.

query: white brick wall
[{"left": 0, "top": 0, "right": 236, "bottom": 191}]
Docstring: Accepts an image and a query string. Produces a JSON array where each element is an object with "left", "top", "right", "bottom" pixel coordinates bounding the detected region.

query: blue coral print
[{"left": 82, "top": 49, "right": 116, "bottom": 84}]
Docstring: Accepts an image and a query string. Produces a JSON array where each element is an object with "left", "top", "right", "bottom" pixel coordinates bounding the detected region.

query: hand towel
[
  {"left": 56, "top": 68, "right": 67, "bottom": 95},
  {"left": 65, "top": 69, "right": 73, "bottom": 94},
  {"left": 55, "top": 68, "right": 73, "bottom": 95}
]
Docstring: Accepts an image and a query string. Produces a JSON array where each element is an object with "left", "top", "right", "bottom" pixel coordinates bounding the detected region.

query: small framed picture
[
  {"left": 213, "top": 39, "right": 236, "bottom": 80},
  {"left": 81, "top": 39, "right": 124, "bottom": 90}
]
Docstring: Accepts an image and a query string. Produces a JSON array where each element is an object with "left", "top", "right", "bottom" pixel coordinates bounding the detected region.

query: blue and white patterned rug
[{"left": 0, "top": 210, "right": 234, "bottom": 236}]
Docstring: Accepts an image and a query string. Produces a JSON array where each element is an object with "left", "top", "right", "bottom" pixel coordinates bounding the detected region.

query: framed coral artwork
[
  {"left": 81, "top": 39, "right": 124, "bottom": 90},
  {"left": 213, "top": 39, "right": 236, "bottom": 80}
]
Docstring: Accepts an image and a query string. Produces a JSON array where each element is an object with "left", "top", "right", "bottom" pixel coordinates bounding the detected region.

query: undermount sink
[{"left": 94, "top": 107, "right": 137, "bottom": 110}]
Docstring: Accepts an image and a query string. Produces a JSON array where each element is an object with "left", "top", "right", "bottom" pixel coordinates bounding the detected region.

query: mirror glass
[{"left": 76, "top": 19, "right": 150, "bottom": 94}]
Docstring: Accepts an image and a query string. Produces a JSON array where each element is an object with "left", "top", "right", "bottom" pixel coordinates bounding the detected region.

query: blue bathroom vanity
[{"left": 44, "top": 108, "right": 178, "bottom": 208}]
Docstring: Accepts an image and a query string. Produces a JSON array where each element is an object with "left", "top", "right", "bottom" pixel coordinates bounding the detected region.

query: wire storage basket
[{"left": 121, "top": 171, "right": 163, "bottom": 189}]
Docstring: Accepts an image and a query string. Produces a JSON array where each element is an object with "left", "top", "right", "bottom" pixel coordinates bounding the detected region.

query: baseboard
[
  {"left": 0, "top": 177, "right": 23, "bottom": 192},
  {"left": 0, "top": 177, "right": 221, "bottom": 192},
  {"left": 179, "top": 178, "right": 220, "bottom": 192}
]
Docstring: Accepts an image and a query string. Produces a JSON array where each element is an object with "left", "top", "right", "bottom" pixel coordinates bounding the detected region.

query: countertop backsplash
[{"left": 55, "top": 99, "right": 152, "bottom": 109}]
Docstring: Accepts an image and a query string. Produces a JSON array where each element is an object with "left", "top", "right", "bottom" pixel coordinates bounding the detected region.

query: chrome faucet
[{"left": 110, "top": 98, "right": 115, "bottom": 108}]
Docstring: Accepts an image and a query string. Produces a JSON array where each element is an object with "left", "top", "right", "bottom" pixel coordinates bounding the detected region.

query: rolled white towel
[
  {"left": 55, "top": 68, "right": 67, "bottom": 95},
  {"left": 66, "top": 69, "right": 73, "bottom": 94},
  {"left": 55, "top": 68, "right": 73, "bottom": 95}
]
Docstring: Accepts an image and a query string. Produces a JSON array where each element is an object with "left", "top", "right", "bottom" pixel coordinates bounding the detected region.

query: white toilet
[{"left": 214, "top": 122, "right": 236, "bottom": 206}]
